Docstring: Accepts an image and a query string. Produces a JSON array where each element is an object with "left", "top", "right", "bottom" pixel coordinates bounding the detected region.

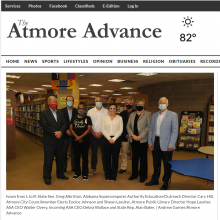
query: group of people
[{"left": 40, "top": 95, "right": 178, "bottom": 190}]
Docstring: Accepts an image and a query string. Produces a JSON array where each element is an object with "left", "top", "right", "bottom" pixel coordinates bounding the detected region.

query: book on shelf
[
  {"left": 31, "top": 105, "right": 36, "bottom": 112},
  {"left": 27, "top": 105, "right": 31, "bottom": 112},
  {"left": 209, "top": 115, "right": 214, "bottom": 121},
  {"left": 191, "top": 136, "right": 200, "bottom": 141},
  {"left": 180, "top": 124, "right": 187, "bottom": 133},
  {"left": 185, "top": 143, "right": 193, "bottom": 148},
  {"left": 193, "top": 143, "right": 199, "bottom": 149},
  {"left": 191, "top": 128, "right": 200, "bottom": 134},
  {"left": 180, "top": 136, "right": 200, "bottom": 141},
  {"left": 188, "top": 118, "right": 195, "bottom": 124},
  {"left": 189, "top": 113, "right": 196, "bottom": 120},
  {"left": 208, "top": 135, "right": 214, "bottom": 142},
  {"left": 36, "top": 113, "right": 40, "bottom": 120},
  {"left": 209, "top": 126, "right": 214, "bottom": 132},
  {"left": 36, "top": 128, "right": 43, "bottom": 136},
  {"left": 187, "top": 122, "right": 193, "bottom": 128},
  {"left": 36, "top": 104, "right": 42, "bottom": 112},
  {"left": 210, "top": 105, "right": 214, "bottom": 111},
  {"left": 181, "top": 118, "right": 188, "bottom": 124},
  {"left": 193, "top": 122, "right": 200, "bottom": 128},
  {"left": 179, "top": 142, "right": 185, "bottom": 148},
  {"left": 182, "top": 115, "right": 189, "bottom": 119},
  {"left": 195, "top": 117, "right": 202, "bottom": 123}
]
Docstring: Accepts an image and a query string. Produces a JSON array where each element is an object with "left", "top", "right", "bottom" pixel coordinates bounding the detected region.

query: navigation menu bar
[{"left": 2, "top": 1, "right": 220, "bottom": 11}]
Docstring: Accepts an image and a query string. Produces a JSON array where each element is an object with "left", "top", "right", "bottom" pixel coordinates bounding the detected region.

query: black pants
[
  {"left": 62, "top": 137, "right": 75, "bottom": 171},
  {"left": 43, "top": 143, "right": 64, "bottom": 181},
  {"left": 152, "top": 137, "right": 173, "bottom": 185},
  {"left": 73, "top": 139, "right": 89, "bottom": 176},
  {"left": 131, "top": 141, "right": 148, "bottom": 179},
  {"left": 90, "top": 134, "right": 106, "bottom": 173},
  {"left": 104, "top": 137, "right": 121, "bottom": 180}
]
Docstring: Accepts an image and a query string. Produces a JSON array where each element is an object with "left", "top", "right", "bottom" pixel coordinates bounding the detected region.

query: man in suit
[
  {"left": 60, "top": 96, "right": 78, "bottom": 172},
  {"left": 146, "top": 97, "right": 178, "bottom": 190},
  {"left": 40, "top": 96, "right": 69, "bottom": 185},
  {"left": 118, "top": 98, "right": 135, "bottom": 174}
]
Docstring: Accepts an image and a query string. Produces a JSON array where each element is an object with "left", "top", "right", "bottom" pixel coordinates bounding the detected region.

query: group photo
[{"left": 6, "top": 72, "right": 214, "bottom": 190}]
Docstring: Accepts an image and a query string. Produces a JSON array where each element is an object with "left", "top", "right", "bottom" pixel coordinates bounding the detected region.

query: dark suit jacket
[
  {"left": 40, "top": 108, "right": 66, "bottom": 145},
  {"left": 60, "top": 107, "right": 78, "bottom": 139},
  {"left": 120, "top": 109, "right": 136, "bottom": 142}
]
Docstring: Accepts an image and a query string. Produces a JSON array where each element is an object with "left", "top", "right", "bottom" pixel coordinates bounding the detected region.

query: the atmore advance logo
[{"left": 7, "top": 20, "right": 162, "bottom": 39}]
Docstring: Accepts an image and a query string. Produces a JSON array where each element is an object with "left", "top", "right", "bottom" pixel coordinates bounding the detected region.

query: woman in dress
[
  {"left": 126, "top": 98, "right": 151, "bottom": 183},
  {"left": 70, "top": 102, "right": 92, "bottom": 181},
  {"left": 101, "top": 104, "right": 123, "bottom": 181}
]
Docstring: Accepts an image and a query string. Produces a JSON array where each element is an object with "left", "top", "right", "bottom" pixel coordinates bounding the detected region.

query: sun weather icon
[{"left": 182, "top": 16, "right": 194, "bottom": 28}]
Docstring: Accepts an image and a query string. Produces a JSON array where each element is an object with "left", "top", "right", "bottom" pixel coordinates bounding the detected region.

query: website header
[{"left": 2, "top": 1, "right": 220, "bottom": 11}]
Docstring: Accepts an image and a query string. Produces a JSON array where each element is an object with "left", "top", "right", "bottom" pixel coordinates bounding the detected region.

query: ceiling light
[
  {"left": 41, "top": 85, "right": 52, "bottom": 87},
  {"left": 120, "top": 87, "right": 133, "bottom": 89},
  {"left": 90, "top": 92, "right": 100, "bottom": 94},
  {"left": 80, "top": 94, "right": 88, "bottom": 96},
  {"left": 6, "top": 81, "right": 15, "bottom": 84},
  {"left": 23, "top": 92, "right": 32, "bottom": 94},
  {"left": 6, "top": 75, "right": 21, "bottom": 79},
  {"left": 136, "top": 73, "right": 158, "bottom": 76},
  {"left": 90, "top": 96, "right": 96, "bottom": 98},
  {"left": 89, "top": 84, "right": 103, "bottom": 87},
  {"left": 79, "top": 75, "right": 85, "bottom": 77},
  {"left": 128, "top": 92, "right": 138, "bottom": 94},
  {"left": 34, "top": 88, "right": 45, "bottom": 90},
  {"left": 108, "top": 79, "right": 126, "bottom": 82},
  {"left": 28, "top": 90, "right": 38, "bottom": 92},
  {"left": 6, "top": 85, "right": 10, "bottom": 87},
  {"left": 101, "top": 95, "right": 109, "bottom": 97},
  {"left": 113, "top": 94, "right": 122, "bottom": 95},
  {"left": 79, "top": 88, "right": 87, "bottom": 90},
  {"left": 103, "top": 90, "right": 114, "bottom": 92}
]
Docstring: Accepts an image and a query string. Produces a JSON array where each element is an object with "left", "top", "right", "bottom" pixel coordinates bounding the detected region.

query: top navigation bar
[{"left": 2, "top": 1, "right": 220, "bottom": 11}]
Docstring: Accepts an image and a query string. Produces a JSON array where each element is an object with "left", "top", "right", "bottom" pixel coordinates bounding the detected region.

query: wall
[
  {"left": 7, "top": 91, "right": 16, "bottom": 160},
  {"left": 138, "top": 77, "right": 214, "bottom": 146}
]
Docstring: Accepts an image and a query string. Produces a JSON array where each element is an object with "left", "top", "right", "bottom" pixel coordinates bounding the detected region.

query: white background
[
  {"left": 1, "top": 6, "right": 219, "bottom": 220},
  {"left": 1, "top": 12, "right": 220, "bottom": 55}
]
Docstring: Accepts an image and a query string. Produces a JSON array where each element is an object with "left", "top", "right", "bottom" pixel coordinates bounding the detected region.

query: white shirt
[
  {"left": 67, "top": 107, "right": 72, "bottom": 121},
  {"left": 101, "top": 115, "right": 123, "bottom": 142},
  {"left": 49, "top": 107, "right": 57, "bottom": 122},
  {"left": 156, "top": 110, "right": 167, "bottom": 136},
  {"left": 87, "top": 106, "right": 108, "bottom": 132}
]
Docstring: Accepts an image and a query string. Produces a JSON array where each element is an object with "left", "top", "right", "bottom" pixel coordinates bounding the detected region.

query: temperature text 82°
[{"left": 180, "top": 33, "right": 196, "bottom": 42}]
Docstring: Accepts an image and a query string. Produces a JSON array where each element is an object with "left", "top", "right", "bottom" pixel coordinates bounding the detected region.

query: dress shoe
[
  {"left": 57, "top": 175, "right": 69, "bottom": 180},
  {"left": 128, "top": 175, "right": 138, "bottom": 180},
  {"left": 140, "top": 178, "right": 146, "bottom": 183},
  {"left": 119, "top": 169, "right": 126, "bottom": 174},
  {"left": 88, "top": 169, "right": 96, "bottom": 176},
  {"left": 145, "top": 180, "right": 159, "bottom": 186},
  {"left": 45, "top": 180, "right": 51, "bottom": 185},
  {"left": 160, "top": 184, "right": 168, "bottom": 190}
]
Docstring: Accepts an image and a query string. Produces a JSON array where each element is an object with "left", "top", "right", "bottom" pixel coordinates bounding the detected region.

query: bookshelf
[
  {"left": 206, "top": 102, "right": 214, "bottom": 146},
  {"left": 15, "top": 104, "right": 44, "bottom": 137},
  {"left": 177, "top": 111, "right": 204, "bottom": 151},
  {"left": 15, "top": 95, "right": 50, "bottom": 146}
]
